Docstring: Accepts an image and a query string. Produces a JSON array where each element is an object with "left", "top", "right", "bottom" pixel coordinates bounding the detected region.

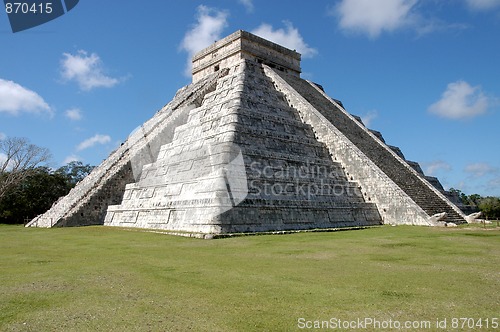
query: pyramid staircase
[{"left": 270, "top": 69, "right": 465, "bottom": 224}]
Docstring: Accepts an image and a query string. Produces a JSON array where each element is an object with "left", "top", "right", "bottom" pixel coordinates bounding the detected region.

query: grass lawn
[{"left": 0, "top": 224, "right": 499, "bottom": 331}]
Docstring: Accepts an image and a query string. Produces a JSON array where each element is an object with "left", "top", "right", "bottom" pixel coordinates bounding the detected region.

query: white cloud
[
  {"left": 465, "top": 0, "right": 500, "bottom": 11},
  {"left": 332, "top": 0, "right": 418, "bottom": 38},
  {"left": 76, "top": 134, "right": 111, "bottom": 151},
  {"left": 65, "top": 108, "right": 82, "bottom": 121},
  {"left": 414, "top": 20, "right": 469, "bottom": 38},
  {"left": 428, "top": 80, "right": 489, "bottom": 120},
  {"left": 361, "top": 110, "right": 378, "bottom": 127},
  {"left": 239, "top": 0, "right": 254, "bottom": 13},
  {"left": 60, "top": 50, "right": 120, "bottom": 91},
  {"left": 464, "top": 163, "right": 498, "bottom": 178},
  {"left": 180, "top": 5, "right": 229, "bottom": 77},
  {"left": 63, "top": 154, "right": 81, "bottom": 164},
  {"left": 0, "top": 132, "right": 6, "bottom": 140},
  {"left": 251, "top": 22, "right": 317, "bottom": 58},
  {"left": 0, "top": 78, "right": 52, "bottom": 116},
  {"left": 423, "top": 160, "right": 452, "bottom": 176}
]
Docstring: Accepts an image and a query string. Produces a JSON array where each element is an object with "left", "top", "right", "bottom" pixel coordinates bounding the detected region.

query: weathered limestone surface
[
  {"left": 270, "top": 68, "right": 465, "bottom": 224},
  {"left": 192, "top": 30, "right": 301, "bottom": 82},
  {"left": 27, "top": 71, "right": 227, "bottom": 227},
  {"left": 29, "top": 30, "right": 466, "bottom": 234},
  {"left": 368, "top": 134, "right": 473, "bottom": 215},
  {"left": 105, "top": 60, "right": 382, "bottom": 233}
]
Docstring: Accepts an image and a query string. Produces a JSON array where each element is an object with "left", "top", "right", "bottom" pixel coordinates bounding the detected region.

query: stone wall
[
  {"left": 192, "top": 30, "right": 301, "bottom": 82},
  {"left": 105, "top": 59, "right": 382, "bottom": 234}
]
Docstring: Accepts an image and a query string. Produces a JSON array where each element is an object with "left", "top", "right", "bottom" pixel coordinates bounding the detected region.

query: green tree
[
  {"left": 0, "top": 137, "right": 51, "bottom": 201},
  {"left": 448, "top": 188, "right": 481, "bottom": 206},
  {"left": 0, "top": 161, "right": 95, "bottom": 224},
  {"left": 478, "top": 197, "right": 500, "bottom": 220},
  {"left": 467, "top": 194, "right": 482, "bottom": 206},
  {"left": 0, "top": 167, "right": 69, "bottom": 224},
  {"left": 55, "top": 161, "right": 94, "bottom": 187}
]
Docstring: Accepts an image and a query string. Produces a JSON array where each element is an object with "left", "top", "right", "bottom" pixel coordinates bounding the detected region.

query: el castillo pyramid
[{"left": 27, "top": 30, "right": 469, "bottom": 236}]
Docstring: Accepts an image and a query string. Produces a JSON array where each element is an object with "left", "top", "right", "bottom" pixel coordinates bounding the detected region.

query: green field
[{"left": 0, "top": 224, "right": 499, "bottom": 331}]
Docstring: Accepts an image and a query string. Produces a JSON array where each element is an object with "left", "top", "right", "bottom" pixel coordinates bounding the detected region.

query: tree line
[
  {"left": 448, "top": 189, "right": 500, "bottom": 220},
  {"left": 0, "top": 137, "right": 93, "bottom": 224}
]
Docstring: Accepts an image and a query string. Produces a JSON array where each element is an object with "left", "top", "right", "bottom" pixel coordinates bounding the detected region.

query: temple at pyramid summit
[{"left": 27, "top": 30, "right": 472, "bottom": 236}]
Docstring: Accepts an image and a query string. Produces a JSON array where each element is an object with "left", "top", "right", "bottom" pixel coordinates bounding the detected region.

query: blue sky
[{"left": 1, "top": 0, "right": 499, "bottom": 196}]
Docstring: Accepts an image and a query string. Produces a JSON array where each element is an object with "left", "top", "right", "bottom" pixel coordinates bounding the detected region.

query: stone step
[
  {"left": 276, "top": 71, "right": 465, "bottom": 224},
  {"left": 241, "top": 147, "right": 342, "bottom": 168}
]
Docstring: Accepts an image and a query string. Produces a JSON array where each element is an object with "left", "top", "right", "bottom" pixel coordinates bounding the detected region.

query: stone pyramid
[{"left": 27, "top": 30, "right": 467, "bottom": 235}]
